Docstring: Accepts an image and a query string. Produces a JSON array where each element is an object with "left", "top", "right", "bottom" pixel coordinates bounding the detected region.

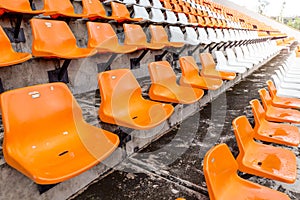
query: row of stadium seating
[
  {"left": 0, "top": 0, "right": 287, "bottom": 36},
  {"left": 0, "top": 17, "right": 281, "bottom": 69},
  {"left": 204, "top": 52, "right": 300, "bottom": 199}
]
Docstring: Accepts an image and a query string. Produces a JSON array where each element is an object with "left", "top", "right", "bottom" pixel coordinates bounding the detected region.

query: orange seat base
[
  {"left": 201, "top": 71, "right": 236, "bottom": 80},
  {"left": 180, "top": 76, "right": 223, "bottom": 90},
  {"left": 256, "top": 120, "right": 300, "bottom": 146},
  {"left": 272, "top": 96, "right": 300, "bottom": 109},
  {"left": 237, "top": 142, "right": 297, "bottom": 183},
  {"left": 266, "top": 106, "right": 300, "bottom": 123}
]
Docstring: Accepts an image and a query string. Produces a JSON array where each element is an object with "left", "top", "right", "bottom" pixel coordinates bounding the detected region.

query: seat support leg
[
  {"left": 37, "top": 184, "right": 58, "bottom": 194},
  {"left": 236, "top": 40, "right": 246, "bottom": 47},
  {"left": 48, "top": 59, "right": 71, "bottom": 83},
  {"left": 228, "top": 41, "right": 239, "bottom": 48},
  {"left": 97, "top": 53, "right": 117, "bottom": 72},
  {"left": 199, "top": 44, "right": 210, "bottom": 53},
  {"left": 0, "top": 78, "right": 5, "bottom": 93},
  {"left": 209, "top": 43, "right": 220, "bottom": 52},
  {"left": 130, "top": 49, "right": 149, "bottom": 69},
  {"left": 114, "top": 128, "right": 132, "bottom": 147},
  {"left": 223, "top": 42, "right": 233, "bottom": 49},
  {"left": 188, "top": 44, "right": 201, "bottom": 56},
  {"left": 216, "top": 42, "right": 227, "bottom": 51},
  {"left": 173, "top": 46, "right": 187, "bottom": 61},
  {"left": 13, "top": 15, "right": 23, "bottom": 40},
  {"left": 155, "top": 50, "right": 169, "bottom": 61},
  {"left": 29, "top": 0, "right": 36, "bottom": 10},
  {"left": 3, "top": 15, "right": 26, "bottom": 43}
]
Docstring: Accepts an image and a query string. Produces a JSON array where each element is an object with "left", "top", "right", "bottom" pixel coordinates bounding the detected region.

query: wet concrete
[{"left": 73, "top": 46, "right": 300, "bottom": 200}]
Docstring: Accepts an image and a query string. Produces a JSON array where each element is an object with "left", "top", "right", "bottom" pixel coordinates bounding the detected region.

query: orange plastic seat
[
  {"left": 172, "top": 3, "right": 182, "bottom": 13},
  {"left": 0, "top": 0, "right": 44, "bottom": 15},
  {"left": 177, "top": 0, "right": 184, "bottom": 6},
  {"left": 149, "top": 25, "right": 184, "bottom": 48},
  {"left": 181, "top": 5, "right": 190, "bottom": 14},
  {"left": 0, "top": 26, "right": 31, "bottom": 67},
  {"left": 31, "top": 18, "right": 97, "bottom": 59},
  {"left": 197, "top": 16, "right": 207, "bottom": 27},
  {"left": 204, "top": 143, "right": 290, "bottom": 200},
  {"left": 82, "top": 0, "right": 112, "bottom": 20},
  {"left": 1, "top": 83, "right": 119, "bottom": 184},
  {"left": 232, "top": 116, "right": 297, "bottom": 183},
  {"left": 250, "top": 99, "right": 300, "bottom": 146},
  {"left": 44, "top": 0, "right": 84, "bottom": 18},
  {"left": 188, "top": 14, "right": 198, "bottom": 24},
  {"left": 259, "top": 88, "right": 300, "bottom": 123},
  {"left": 199, "top": 53, "right": 236, "bottom": 80},
  {"left": 87, "top": 22, "right": 137, "bottom": 54},
  {"left": 203, "top": 16, "right": 214, "bottom": 28},
  {"left": 163, "top": 1, "right": 173, "bottom": 10},
  {"left": 148, "top": 61, "right": 204, "bottom": 104},
  {"left": 123, "top": 24, "right": 165, "bottom": 50},
  {"left": 110, "top": 2, "right": 142, "bottom": 23},
  {"left": 267, "top": 80, "right": 300, "bottom": 109},
  {"left": 189, "top": 7, "right": 197, "bottom": 16},
  {"left": 179, "top": 56, "right": 223, "bottom": 90},
  {"left": 98, "top": 69, "right": 174, "bottom": 130}
]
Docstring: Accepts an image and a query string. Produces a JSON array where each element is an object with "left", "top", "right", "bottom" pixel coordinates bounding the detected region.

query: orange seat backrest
[
  {"left": 188, "top": 14, "right": 197, "bottom": 23},
  {"left": 148, "top": 61, "right": 177, "bottom": 85},
  {"left": 82, "top": 0, "right": 107, "bottom": 17},
  {"left": 179, "top": 56, "right": 200, "bottom": 78},
  {"left": 44, "top": 0, "right": 75, "bottom": 14},
  {"left": 123, "top": 24, "right": 147, "bottom": 46},
  {"left": 197, "top": 16, "right": 206, "bottom": 26},
  {"left": 250, "top": 99, "right": 266, "bottom": 128},
  {"left": 98, "top": 69, "right": 142, "bottom": 118},
  {"left": 258, "top": 88, "right": 272, "bottom": 109},
  {"left": 221, "top": 19, "right": 227, "bottom": 27},
  {"left": 87, "top": 22, "right": 118, "bottom": 49},
  {"left": 30, "top": 18, "right": 77, "bottom": 55},
  {"left": 111, "top": 2, "right": 130, "bottom": 19},
  {"left": 210, "top": 18, "right": 218, "bottom": 26},
  {"left": 232, "top": 116, "right": 255, "bottom": 156},
  {"left": 177, "top": 0, "right": 184, "bottom": 5},
  {"left": 172, "top": 4, "right": 182, "bottom": 12},
  {"left": 1, "top": 83, "right": 77, "bottom": 146},
  {"left": 149, "top": 25, "right": 169, "bottom": 44},
  {"left": 163, "top": 1, "right": 173, "bottom": 10},
  {"left": 266, "top": 80, "right": 277, "bottom": 98},
  {"left": 0, "top": 26, "right": 18, "bottom": 55},
  {"left": 181, "top": 5, "right": 189, "bottom": 13},
  {"left": 170, "top": 0, "right": 178, "bottom": 5},
  {"left": 204, "top": 143, "right": 238, "bottom": 200},
  {"left": 199, "top": 53, "right": 216, "bottom": 73},
  {"left": 203, "top": 16, "right": 213, "bottom": 26},
  {"left": 0, "top": 0, "right": 34, "bottom": 14}
]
